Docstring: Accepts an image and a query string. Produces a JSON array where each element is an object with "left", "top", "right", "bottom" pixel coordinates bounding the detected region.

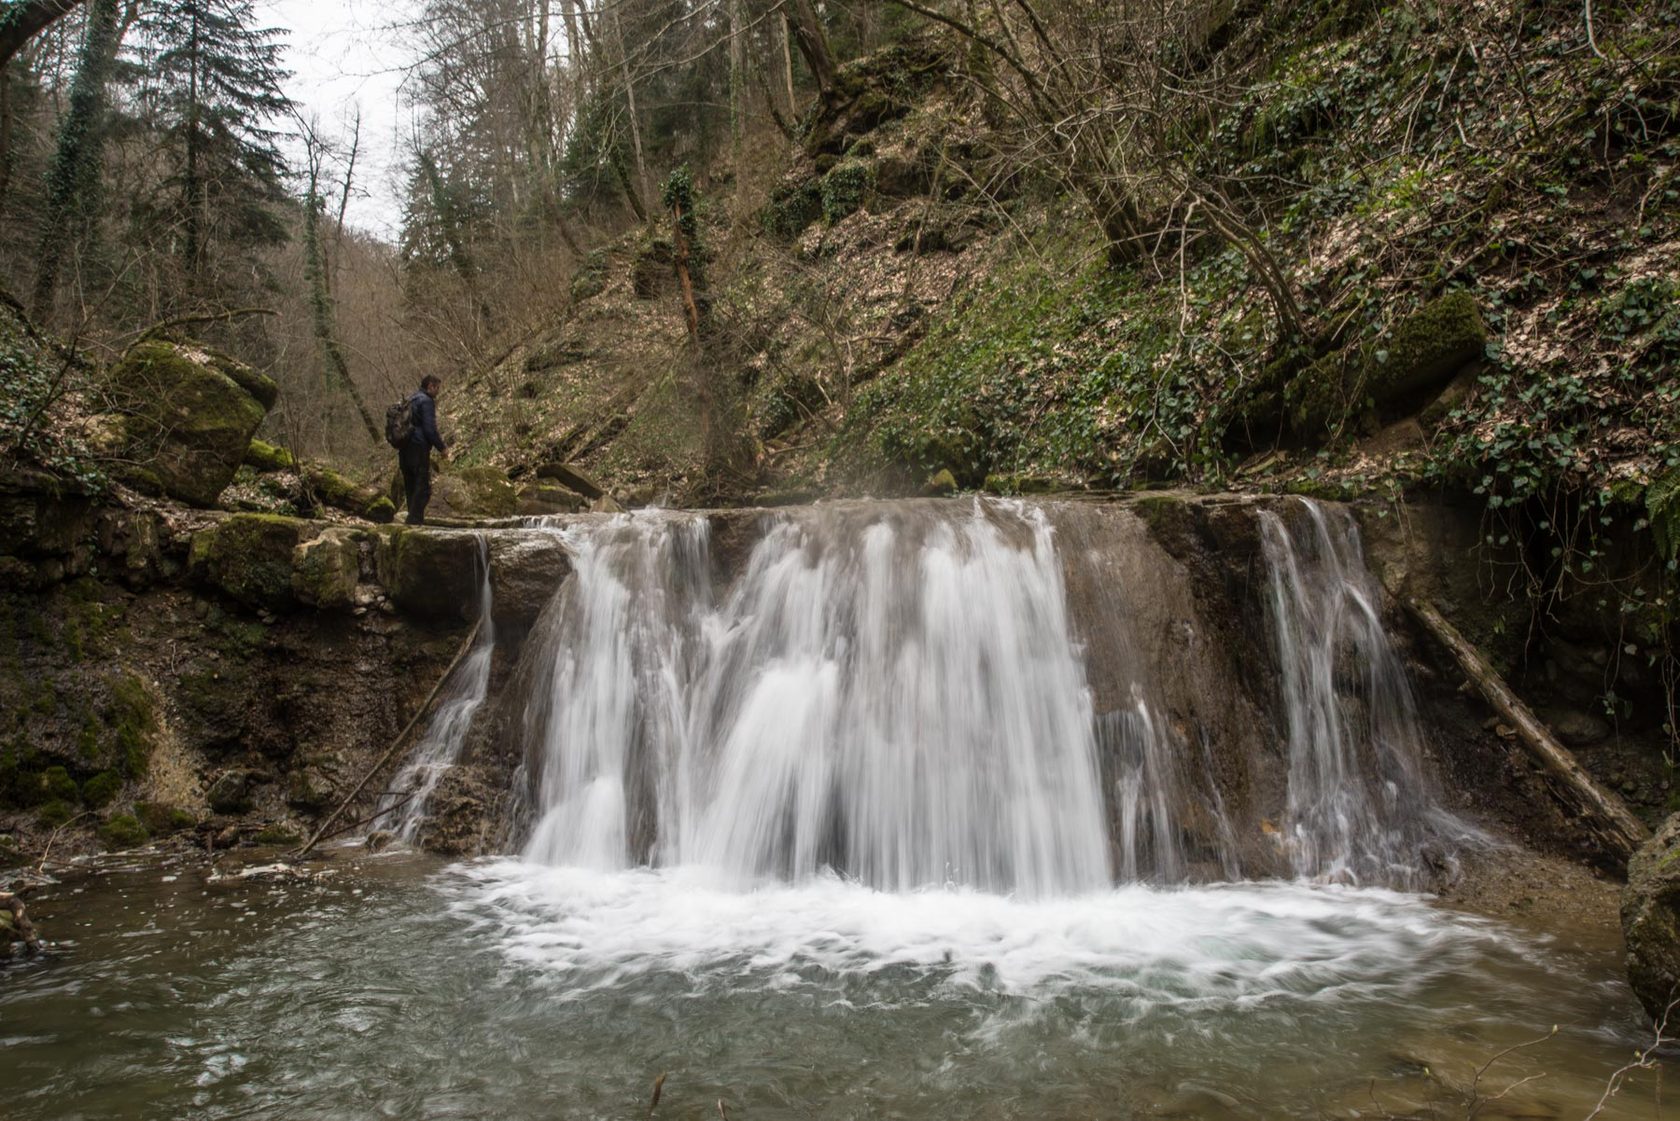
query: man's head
[{"left": 421, "top": 375, "right": 442, "bottom": 397}]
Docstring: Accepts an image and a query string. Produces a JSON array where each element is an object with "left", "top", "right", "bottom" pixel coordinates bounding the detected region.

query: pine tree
[{"left": 135, "top": 0, "right": 292, "bottom": 291}]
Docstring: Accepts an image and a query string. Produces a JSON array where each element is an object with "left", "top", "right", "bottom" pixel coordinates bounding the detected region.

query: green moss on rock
[
  {"left": 108, "top": 339, "right": 272, "bottom": 507},
  {"left": 253, "top": 824, "right": 300, "bottom": 846},
  {"left": 821, "top": 158, "right": 877, "bottom": 225},
  {"left": 99, "top": 812, "right": 149, "bottom": 850},
  {"left": 40, "top": 765, "right": 77, "bottom": 802},
  {"left": 188, "top": 514, "right": 310, "bottom": 611},
  {"left": 135, "top": 800, "right": 197, "bottom": 834},
  {"left": 429, "top": 466, "right": 518, "bottom": 520},
  {"left": 80, "top": 770, "right": 121, "bottom": 808},
  {"left": 1287, "top": 292, "right": 1487, "bottom": 440},
  {"left": 244, "top": 439, "right": 297, "bottom": 472},
  {"left": 374, "top": 526, "right": 483, "bottom": 622}
]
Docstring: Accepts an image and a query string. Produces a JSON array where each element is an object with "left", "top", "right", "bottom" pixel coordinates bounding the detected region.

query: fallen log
[
  {"left": 293, "top": 615, "right": 483, "bottom": 858},
  {"left": 1405, "top": 597, "right": 1649, "bottom": 869}
]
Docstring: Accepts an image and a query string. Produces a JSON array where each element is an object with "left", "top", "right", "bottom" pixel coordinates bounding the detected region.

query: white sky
[{"left": 257, "top": 0, "right": 417, "bottom": 240}]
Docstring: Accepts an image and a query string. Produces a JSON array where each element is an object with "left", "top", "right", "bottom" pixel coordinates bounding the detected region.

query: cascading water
[
  {"left": 381, "top": 535, "right": 495, "bottom": 842},
  {"left": 519, "top": 501, "right": 1111, "bottom": 896},
  {"left": 514, "top": 497, "right": 1465, "bottom": 891},
  {"left": 1260, "top": 499, "right": 1469, "bottom": 884}
]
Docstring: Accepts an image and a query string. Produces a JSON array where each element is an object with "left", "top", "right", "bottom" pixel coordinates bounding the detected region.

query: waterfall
[
  {"left": 508, "top": 496, "right": 1468, "bottom": 893},
  {"left": 1259, "top": 499, "right": 1465, "bottom": 884},
  {"left": 519, "top": 501, "right": 1111, "bottom": 896},
  {"left": 383, "top": 535, "right": 495, "bottom": 842}
]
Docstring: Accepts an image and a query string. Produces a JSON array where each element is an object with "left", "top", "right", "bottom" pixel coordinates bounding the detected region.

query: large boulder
[
  {"left": 108, "top": 339, "right": 274, "bottom": 507},
  {"left": 374, "top": 526, "right": 484, "bottom": 622},
  {"left": 291, "top": 528, "right": 364, "bottom": 609},
  {"left": 428, "top": 466, "right": 518, "bottom": 520},
  {"left": 1624, "top": 812, "right": 1680, "bottom": 1024},
  {"left": 487, "top": 532, "right": 571, "bottom": 633},
  {"left": 1286, "top": 292, "right": 1487, "bottom": 439},
  {"left": 188, "top": 514, "right": 310, "bottom": 611}
]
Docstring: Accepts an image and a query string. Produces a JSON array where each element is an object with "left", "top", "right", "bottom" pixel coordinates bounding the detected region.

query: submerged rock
[
  {"left": 1623, "top": 812, "right": 1680, "bottom": 1023},
  {"left": 0, "top": 891, "right": 41, "bottom": 954}
]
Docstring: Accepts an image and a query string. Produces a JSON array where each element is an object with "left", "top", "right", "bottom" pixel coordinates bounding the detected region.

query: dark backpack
[{"left": 385, "top": 395, "right": 415, "bottom": 449}]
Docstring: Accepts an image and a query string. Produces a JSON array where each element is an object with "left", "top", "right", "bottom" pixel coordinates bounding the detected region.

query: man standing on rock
[{"left": 400, "top": 375, "right": 449, "bottom": 525}]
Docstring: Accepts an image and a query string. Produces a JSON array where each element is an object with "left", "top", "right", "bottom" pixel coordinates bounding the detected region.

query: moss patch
[
  {"left": 188, "top": 514, "right": 310, "bottom": 611},
  {"left": 98, "top": 812, "right": 149, "bottom": 850}
]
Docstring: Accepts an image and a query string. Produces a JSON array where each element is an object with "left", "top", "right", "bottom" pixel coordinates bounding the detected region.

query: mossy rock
[
  {"left": 36, "top": 798, "right": 74, "bottom": 827},
  {"left": 1624, "top": 813, "right": 1680, "bottom": 1023},
  {"left": 40, "top": 765, "right": 77, "bottom": 802},
  {"left": 821, "top": 158, "right": 877, "bottom": 225},
  {"left": 374, "top": 526, "right": 484, "bottom": 622},
  {"left": 244, "top": 438, "right": 297, "bottom": 473},
  {"left": 315, "top": 472, "right": 383, "bottom": 520},
  {"left": 763, "top": 179, "right": 824, "bottom": 240},
  {"left": 134, "top": 800, "right": 197, "bottom": 834},
  {"left": 429, "top": 466, "right": 518, "bottom": 520},
  {"left": 291, "top": 527, "right": 363, "bottom": 610},
  {"left": 1286, "top": 293, "right": 1488, "bottom": 440},
  {"left": 206, "top": 769, "right": 256, "bottom": 815},
  {"left": 188, "top": 514, "right": 311, "bottom": 611},
  {"left": 80, "top": 770, "right": 121, "bottom": 808},
  {"left": 99, "top": 812, "right": 149, "bottom": 850},
  {"left": 922, "top": 468, "right": 959, "bottom": 496},
  {"left": 108, "top": 339, "right": 273, "bottom": 507},
  {"left": 253, "top": 824, "right": 300, "bottom": 846}
]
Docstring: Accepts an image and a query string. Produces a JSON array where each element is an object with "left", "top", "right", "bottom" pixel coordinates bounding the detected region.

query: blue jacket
[{"left": 409, "top": 391, "right": 446, "bottom": 452}]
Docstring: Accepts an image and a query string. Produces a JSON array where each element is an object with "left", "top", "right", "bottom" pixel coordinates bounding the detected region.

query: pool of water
[{"left": 0, "top": 852, "right": 1663, "bottom": 1120}]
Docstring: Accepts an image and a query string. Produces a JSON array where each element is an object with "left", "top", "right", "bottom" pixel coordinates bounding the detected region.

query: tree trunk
[
  {"left": 29, "top": 0, "right": 121, "bottom": 321},
  {"left": 785, "top": 0, "right": 836, "bottom": 104},
  {"left": 610, "top": 6, "right": 650, "bottom": 221},
  {"left": 1406, "top": 597, "right": 1650, "bottom": 871},
  {"left": 304, "top": 158, "right": 380, "bottom": 445},
  {"left": 0, "top": 0, "right": 84, "bottom": 69}
]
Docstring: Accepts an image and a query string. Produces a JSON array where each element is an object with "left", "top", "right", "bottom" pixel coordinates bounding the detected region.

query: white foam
[{"left": 448, "top": 861, "right": 1517, "bottom": 1014}]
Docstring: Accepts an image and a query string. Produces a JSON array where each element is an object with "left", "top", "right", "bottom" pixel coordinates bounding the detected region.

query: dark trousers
[{"left": 399, "top": 443, "right": 433, "bottom": 525}]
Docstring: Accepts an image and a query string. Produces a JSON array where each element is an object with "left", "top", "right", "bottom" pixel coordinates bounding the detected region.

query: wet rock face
[
  {"left": 374, "top": 527, "right": 483, "bottom": 623},
  {"left": 487, "top": 533, "right": 571, "bottom": 634},
  {"left": 107, "top": 339, "right": 273, "bottom": 507},
  {"left": 1623, "top": 813, "right": 1680, "bottom": 1024}
]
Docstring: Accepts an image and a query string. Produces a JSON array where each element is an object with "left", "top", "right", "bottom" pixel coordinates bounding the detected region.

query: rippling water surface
[{"left": 0, "top": 853, "right": 1663, "bottom": 1121}]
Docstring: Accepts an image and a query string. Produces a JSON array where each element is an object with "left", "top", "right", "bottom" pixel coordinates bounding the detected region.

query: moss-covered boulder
[
  {"left": 1624, "top": 812, "right": 1680, "bottom": 1023},
  {"left": 374, "top": 526, "right": 484, "bottom": 622},
  {"left": 243, "top": 438, "right": 296, "bottom": 472},
  {"left": 108, "top": 339, "right": 274, "bottom": 507},
  {"left": 188, "top": 514, "right": 310, "bottom": 611},
  {"left": 428, "top": 466, "right": 518, "bottom": 520},
  {"left": 98, "top": 812, "right": 149, "bottom": 850},
  {"left": 1286, "top": 293, "right": 1487, "bottom": 440},
  {"left": 291, "top": 528, "right": 363, "bottom": 609},
  {"left": 207, "top": 769, "right": 256, "bottom": 814}
]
